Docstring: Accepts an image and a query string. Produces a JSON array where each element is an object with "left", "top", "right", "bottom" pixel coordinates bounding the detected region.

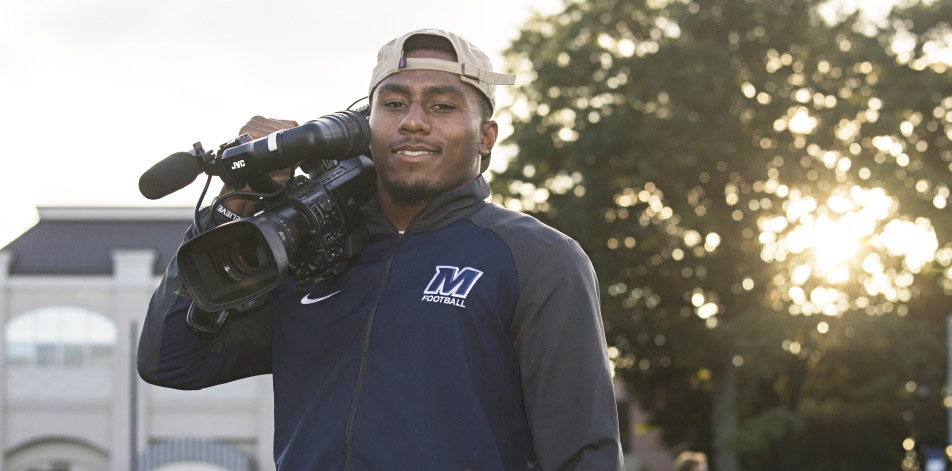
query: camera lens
[{"left": 221, "top": 236, "right": 269, "bottom": 281}]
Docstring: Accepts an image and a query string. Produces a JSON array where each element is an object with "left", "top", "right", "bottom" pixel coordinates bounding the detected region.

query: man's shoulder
[
  {"left": 466, "top": 202, "right": 585, "bottom": 261},
  {"left": 468, "top": 202, "right": 568, "bottom": 239},
  {"left": 466, "top": 202, "right": 595, "bottom": 294}
]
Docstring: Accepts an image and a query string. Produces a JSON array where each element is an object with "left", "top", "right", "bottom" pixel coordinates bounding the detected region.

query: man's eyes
[{"left": 381, "top": 100, "right": 458, "bottom": 111}]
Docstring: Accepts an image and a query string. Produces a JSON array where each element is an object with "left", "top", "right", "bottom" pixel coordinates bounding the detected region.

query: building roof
[{"left": 1, "top": 207, "right": 194, "bottom": 276}]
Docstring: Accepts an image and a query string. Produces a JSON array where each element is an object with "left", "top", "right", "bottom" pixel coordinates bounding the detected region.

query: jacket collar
[{"left": 360, "top": 175, "right": 490, "bottom": 235}]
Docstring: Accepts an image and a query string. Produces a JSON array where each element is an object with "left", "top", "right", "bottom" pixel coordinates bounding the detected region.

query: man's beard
[{"left": 382, "top": 177, "right": 439, "bottom": 206}]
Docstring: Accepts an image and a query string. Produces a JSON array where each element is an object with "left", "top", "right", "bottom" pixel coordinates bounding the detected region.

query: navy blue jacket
[{"left": 138, "top": 176, "right": 622, "bottom": 470}]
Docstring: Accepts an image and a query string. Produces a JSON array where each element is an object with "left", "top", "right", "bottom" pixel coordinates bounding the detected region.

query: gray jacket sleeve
[
  {"left": 137, "top": 211, "right": 273, "bottom": 389},
  {"left": 510, "top": 237, "right": 623, "bottom": 470}
]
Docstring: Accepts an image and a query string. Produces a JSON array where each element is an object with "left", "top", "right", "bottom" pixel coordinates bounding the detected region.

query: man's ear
[
  {"left": 479, "top": 120, "right": 498, "bottom": 155},
  {"left": 479, "top": 120, "right": 498, "bottom": 173}
]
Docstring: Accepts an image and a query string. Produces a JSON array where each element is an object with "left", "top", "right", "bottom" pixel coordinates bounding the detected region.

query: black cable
[
  {"left": 193, "top": 175, "right": 213, "bottom": 232},
  {"left": 213, "top": 170, "right": 294, "bottom": 220},
  {"left": 347, "top": 96, "right": 369, "bottom": 111}
]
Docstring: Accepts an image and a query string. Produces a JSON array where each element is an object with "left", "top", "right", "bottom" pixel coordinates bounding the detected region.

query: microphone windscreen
[{"left": 139, "top": 152, "right": 202, "bottom": 200}]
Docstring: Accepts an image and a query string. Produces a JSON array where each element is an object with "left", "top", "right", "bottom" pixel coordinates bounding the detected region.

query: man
[{"left": 138, "top": 28, "right": 622, "bottom": 470}]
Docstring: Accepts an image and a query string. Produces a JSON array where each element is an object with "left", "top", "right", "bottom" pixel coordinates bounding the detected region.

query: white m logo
[{"left": 423, "top": 266, "right": 484, "bottom": 298}]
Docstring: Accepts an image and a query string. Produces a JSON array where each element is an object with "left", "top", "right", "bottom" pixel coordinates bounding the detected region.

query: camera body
[
  {"left": 177, "top": 156, "right": 376, "bottom": 315},
  {"left": 164, "top": 109, "right": 375, "bottom": 324},
  {"left": 264, "top": 157, "right": 377, "bottom": 282}
]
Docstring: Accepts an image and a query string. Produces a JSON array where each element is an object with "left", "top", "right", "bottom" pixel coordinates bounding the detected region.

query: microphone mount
[{"left": 190, "top": 133, "right": 263, "bottom": 188}]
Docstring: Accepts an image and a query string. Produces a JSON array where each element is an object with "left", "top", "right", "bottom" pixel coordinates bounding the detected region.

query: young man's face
[{"left": 369, "top": 49, "right": 497, "bottom": 206}]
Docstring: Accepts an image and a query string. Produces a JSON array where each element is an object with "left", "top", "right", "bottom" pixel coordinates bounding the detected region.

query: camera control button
[{"left": 317, "top": 192, "right": 334, "bottom": 212}]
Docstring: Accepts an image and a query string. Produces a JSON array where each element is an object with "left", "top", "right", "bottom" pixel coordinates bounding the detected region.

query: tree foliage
[{"left": 495, "top": 0, "right": 952, "bottom": 469}]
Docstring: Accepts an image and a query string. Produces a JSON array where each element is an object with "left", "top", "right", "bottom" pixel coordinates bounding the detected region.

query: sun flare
[{"left": 758, "top": 184, "right": 938, "bottom": 316}]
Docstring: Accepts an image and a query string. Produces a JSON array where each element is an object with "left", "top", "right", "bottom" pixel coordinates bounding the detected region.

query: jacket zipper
[{"left": 343, "top": 233, "right": 404, "bottom": 471}]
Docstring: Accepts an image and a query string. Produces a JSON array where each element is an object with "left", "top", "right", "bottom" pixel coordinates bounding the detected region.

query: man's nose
[{"left": 399, "top": 103, "right": 431, "bottom": 134}]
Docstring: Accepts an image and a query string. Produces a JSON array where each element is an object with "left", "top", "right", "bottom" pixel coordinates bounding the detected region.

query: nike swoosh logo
[{"left": 301, "top": 290, "right": 342, "bottom": 305}]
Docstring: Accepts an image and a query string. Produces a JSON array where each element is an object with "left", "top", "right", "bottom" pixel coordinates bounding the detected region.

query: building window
[
  {"left": 5, "top": 306, "right": 117, "bottom": 369},
  {"left": 6, "top": 439, "right": 108, "bottom": 471}
]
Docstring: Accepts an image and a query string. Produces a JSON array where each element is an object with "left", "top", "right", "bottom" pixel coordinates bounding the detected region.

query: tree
[{"left": 495, "top": 1, "right": 952, "bottom": 469}]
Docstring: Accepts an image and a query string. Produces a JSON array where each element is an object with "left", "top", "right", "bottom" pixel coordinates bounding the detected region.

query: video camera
[{"left": 139, "top": 107, "right": 376, "bottom": 332}]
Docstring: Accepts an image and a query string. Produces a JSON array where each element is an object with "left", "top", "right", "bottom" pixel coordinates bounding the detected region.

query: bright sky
[
  {"left": 0, "top": 0, "right": 900, "bottom": 248},
  {"left": 0, "top": 0, "right": 565, "bottom": 247}
]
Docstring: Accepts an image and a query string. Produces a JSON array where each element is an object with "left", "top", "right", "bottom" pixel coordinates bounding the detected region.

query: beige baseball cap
[{"left": 369, "top": 28, "right": 516, "bottom": 113}]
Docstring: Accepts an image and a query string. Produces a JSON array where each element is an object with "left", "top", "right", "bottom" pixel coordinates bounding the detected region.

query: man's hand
[
  {"left": 239, "top": 115, "right": 299, "bottom": 140},
  {"left": 219, "top": 116, "right": 300, "bottom": 216}
]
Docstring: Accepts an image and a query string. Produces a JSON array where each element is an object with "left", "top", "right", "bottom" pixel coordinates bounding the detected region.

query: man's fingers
[
  {"left": 268, "top": 168, "right": 294, "bottom": 184},
  {"left": 239, "top": 116, "right": 300, "bottom": 139}
]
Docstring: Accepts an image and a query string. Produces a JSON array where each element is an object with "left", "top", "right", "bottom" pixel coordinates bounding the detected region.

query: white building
[{"left": 0, "top": 207, "right": 274, "bottom": 471}]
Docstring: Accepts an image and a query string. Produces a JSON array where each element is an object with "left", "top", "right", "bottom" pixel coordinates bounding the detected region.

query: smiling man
[
  {"left": 367, "top": 34, "right": 500, "bottom": 231},
  {"left": 138, "top": 29, "right": 622, "bottom": 471},
  {"left": 370, "top": 49, "right": 488, "bottom": 209}
]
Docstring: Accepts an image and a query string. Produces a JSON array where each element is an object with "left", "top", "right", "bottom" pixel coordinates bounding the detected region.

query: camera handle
[
  {"left": 186, "top": 286, "right": 273, "bottom": 335},
  {"left": 186, "top": 302, "right": 229, "bottom": 336}
]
